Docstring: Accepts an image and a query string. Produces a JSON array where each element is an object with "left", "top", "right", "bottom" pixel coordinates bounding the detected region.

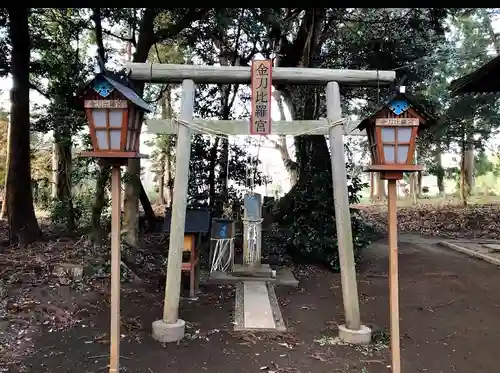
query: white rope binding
[
  {"left": 210, "top": 237, "right": 235, "bottom": 273},
  {"left": 170, "top": 117, "right": 348, "bottom": 139}
]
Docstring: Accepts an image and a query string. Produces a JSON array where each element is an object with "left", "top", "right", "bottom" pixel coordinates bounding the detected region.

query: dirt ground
[{"left": 3, "top": 235, "right": 500, "bottom": 373}]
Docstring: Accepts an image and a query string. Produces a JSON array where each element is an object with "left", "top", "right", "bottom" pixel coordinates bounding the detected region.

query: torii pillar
[{"left": 328, "top": 82, "right": 371, "bottom": 343}]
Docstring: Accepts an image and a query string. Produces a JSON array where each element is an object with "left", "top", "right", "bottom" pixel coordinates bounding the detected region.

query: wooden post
[
  {"left": 163, "top": 79, "right": 195, "bottom": 323},
  {"left": 109, "top": 165, "right": 121, "bottom": 373},
  {"left": 326, "top": 81, "right": 362, "bottom": 331},
  {"left": 387, "top": 179, "right": 401, "bottom": 373}
]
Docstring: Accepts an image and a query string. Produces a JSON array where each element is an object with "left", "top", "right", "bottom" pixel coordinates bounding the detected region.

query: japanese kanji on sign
[
  {"left": 375, "top": 118, "right": 419, "bottom": 127},
  {"left": 250, "top": 59, "right": 272, "bottom": 135}
]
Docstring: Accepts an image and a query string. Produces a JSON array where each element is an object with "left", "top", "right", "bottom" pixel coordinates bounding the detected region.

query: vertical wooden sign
[{"left": 250, "top": 59, "right": 272, "bottom": 135}]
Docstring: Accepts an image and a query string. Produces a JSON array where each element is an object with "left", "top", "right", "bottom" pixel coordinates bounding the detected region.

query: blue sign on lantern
[
  {"left": 92, "top": 78, "right": 115, "bottom": 98},
  {"left": 388, "top": 98, "right": 410, "bottom": 115}
]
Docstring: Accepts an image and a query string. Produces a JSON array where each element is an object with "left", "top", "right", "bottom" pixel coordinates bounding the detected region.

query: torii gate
[{"left": 126, "top": 62, "right": 395, "bottom": 344}]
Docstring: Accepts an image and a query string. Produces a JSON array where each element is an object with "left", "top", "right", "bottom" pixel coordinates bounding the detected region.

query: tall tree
[
  {"left": 258, "top": 8, "right": 451, "bottom": 268},
  {"left": 191, "top": 8, "right": 258, "bottom": 215},
  {"left": 31, "top": 8, "right": 89, "bottom": 232},
  {"left": 0, "top": 111, "right": 10, "bottom": 219},
  {"left": 144, "top": 35, "right": 185, "bottom": 207},
  {"left": 98, "top": 8, "right": 211, "bottom": 246},
  {"left": 422, "top": 9, "right": 500, "bottom": 205},
  {"left": 6, "top": 7, "right": 40, "bottom": 245}
]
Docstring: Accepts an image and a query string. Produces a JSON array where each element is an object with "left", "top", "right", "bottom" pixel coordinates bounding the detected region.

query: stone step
[
  {"left": 206, "top": 267, "right": 299, "bottom": 288},
  {"left": 232, "top": 264, "right": 272, "bottom": 278}
]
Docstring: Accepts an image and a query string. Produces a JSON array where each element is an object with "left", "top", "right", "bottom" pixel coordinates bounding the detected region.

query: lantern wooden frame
[
  {"left": 79, "top": 74, "right": 151, "bottom": 161},
  {"left": 359, "top": 95, "right": 426, "bottom": 179}
]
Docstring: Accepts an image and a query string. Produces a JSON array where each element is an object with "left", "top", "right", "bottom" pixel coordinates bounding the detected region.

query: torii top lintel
[{"left": 125, "top": 62, "right": 396, "bottom": 87}]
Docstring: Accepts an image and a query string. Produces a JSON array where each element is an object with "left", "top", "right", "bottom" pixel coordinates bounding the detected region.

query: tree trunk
[
  {"left": 156, "top": 155, "right": 165, "bottom": 204},
  {"left": 409, "top": 173, "right": 417, "bottom": 204},
  {"left": 122, "top": 10, "right": 156, "bottom": 246},
  {"left": 460, "top": 141, "right": 469, "bottom": 207},
  {"left": 53, "top": 134, "right": 76, "bottom": 232},
  {"left": 268, "top": 90, "right": 298, "bottom": 188},
  {"left": 369, "top": 172, "right": 375, "bottom": 201},
  {"left": 7, "top": 7, "right": 41, "bottom": 245},
  {"left": 417, "top": 171, "right": 423, "bottom": 195},
  {"left": 51, "top": 143, "right": 57, "bottom": 199},
  {"left": 270, "top": 90, "right": 298, "bottom": 187},
  {"left": 91, "top": 163, "right": 110, "bottom": 241},
  {"left": 165, "top": 150, "right": 173, "bottom": 208},
  {"left": 485, "top": 11, "right": 500, "bottom": 55},
  {"left": 213, "top": 40, "right": 232, "bottom": 216},
  {"left": 373, "top": 172, "right": 386, "bottom": 200},
  {"left": 218, "top": 138, "right": 229, "bottom": 214},
  {"left": 272, "top": 50, "right": 298, "bottom": 187},
  {"left": 123, "top": 161, "right": 141, "bottom": 246},
  {"left": 435, "top": 148, "right": 445, "bottom": 196},
  {"left": 139, "top": 181, "right": 155, "bottom": 220},
  {"left": 89, "top": 7, "right": 110, "bottom": 238},
  {"left": 465, "top": 147, "right": 474, "bottom": 195},
  {"left": 271, "top": 9, "right": 330, "bottom": 188},
  {"left": 1, "top": 119, "right": 11, "bottom": 219},
  {"left": 122, "top": 8, "right": 210, "bottom": 245},
  {"left": 161, "top": 87, "right": 173, "bottom": 207},
  {"left": 208, "top": 136, "right": 220, "bottom": 211}
]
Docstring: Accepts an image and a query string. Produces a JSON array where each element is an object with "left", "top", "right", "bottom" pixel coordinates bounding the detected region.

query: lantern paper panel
[
  {"left": 90, "top": 108, "right": 126, "bottom": 151},
  {"left": 398, "top": 127, "right": 412, "bottom": 142},
  {"left": 383, "top": 145, "right": 395, "bottom": 163},
  {"left": 381, "top": 127, "right": 395, "bottom": 142},
  {"left": 398, "top": 145, "right": 409, "bottom": 164},
  {"left": 125, "top": 106, "right": 144, "bottom": 153},
  {"left": 382, "top": 144, "right": 410, "bottom": 164},
  {"left": 376, "top": 117, "right": 419, "bottom": 166}
]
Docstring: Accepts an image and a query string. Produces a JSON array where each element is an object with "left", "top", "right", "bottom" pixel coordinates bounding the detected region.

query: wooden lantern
[
  {"left": 79, "top": 73, "right": 153, "bottom": 159},
  {"left": 357, "top": 93, "right": 429, "bottom": 180}
]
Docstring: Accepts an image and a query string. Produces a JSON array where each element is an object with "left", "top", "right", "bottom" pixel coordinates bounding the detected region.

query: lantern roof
[
  {"left": 78, "top": 72, "right": 153, "bottom": 112},
  {"left": 449, "top": 55, "right": 500, "bottom": 96},
  {"left": 357, "top": 92, "right": 434, "bottom": 132}
]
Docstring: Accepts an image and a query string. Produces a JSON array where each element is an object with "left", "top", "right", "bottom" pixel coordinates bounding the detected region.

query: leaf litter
[{"left": 356, "top": 203, "right": 500, "bottom": 239}]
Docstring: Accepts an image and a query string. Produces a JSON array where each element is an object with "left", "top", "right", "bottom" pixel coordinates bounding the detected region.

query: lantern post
[
  {"left": 357, "top": 91, "right": 429, "bottom": 373},
  {"left": 78, "top": 73, "right": 152, "bottom": 373}
]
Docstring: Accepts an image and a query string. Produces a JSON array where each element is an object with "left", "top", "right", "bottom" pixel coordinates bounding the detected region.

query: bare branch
[
  {"left": 101, "top": 28, "right": 136, "bottom": 46},
  {"left": 153, "top": 8, "right": 212, "bottom": 43},
  {"left": 29, "top": 82, "right": 48, "bottom": 98},
  {"left": 154, "top": 43, "right": 163, "bottom": 63},
  {"left": 265, "top": 135, "right": 280, "bottom": 149},
  {"left": 91, "top": 8, "right": 107, "bottom": 67}
]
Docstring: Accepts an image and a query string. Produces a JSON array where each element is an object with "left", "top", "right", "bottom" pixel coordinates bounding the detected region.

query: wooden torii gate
[{"left": 126, "top": 62, "right": 395, "bottom": 344}]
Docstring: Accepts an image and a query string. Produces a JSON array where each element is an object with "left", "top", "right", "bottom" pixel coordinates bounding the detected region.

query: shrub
[{"left": 268, "top": 159, "right": 377, "bottom": 272}]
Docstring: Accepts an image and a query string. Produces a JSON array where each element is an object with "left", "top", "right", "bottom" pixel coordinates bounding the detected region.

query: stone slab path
[
  {"left": 437, "top": 240, "right": 500, "bottom": 267},
  {"left": 234, "top": 281, "right": 286, "bottom": 332}
]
